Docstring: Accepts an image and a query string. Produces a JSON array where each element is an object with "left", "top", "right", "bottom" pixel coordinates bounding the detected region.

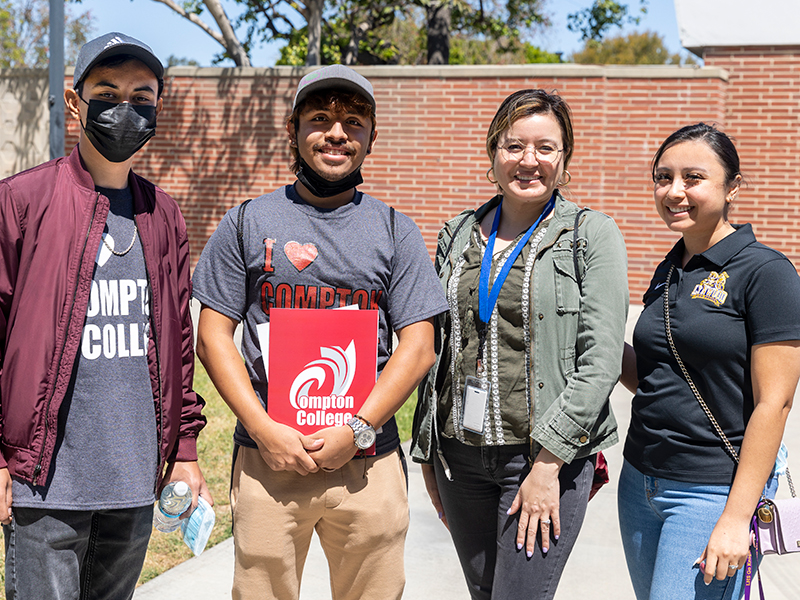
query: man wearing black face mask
[
  {"left": 192, "top": 66, "right": 448, "bottom": 599},
  {"left": 0, "top": 32, "right": 212, "bottom": 599}
]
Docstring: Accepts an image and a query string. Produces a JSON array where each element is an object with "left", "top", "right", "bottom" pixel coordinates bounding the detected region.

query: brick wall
[
  {"left": 62, "top": 60, "right": 790, "bottom": 301},
  {"left": 703, "top": 47, "right": 800, "bottom": 272}
]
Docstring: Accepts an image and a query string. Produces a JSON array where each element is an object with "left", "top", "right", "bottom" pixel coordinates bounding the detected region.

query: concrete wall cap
[{"left": 155, "top": 64, "right": 728, "bottom": 82}]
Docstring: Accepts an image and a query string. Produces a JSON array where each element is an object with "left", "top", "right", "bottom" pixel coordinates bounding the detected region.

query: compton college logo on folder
[{"left": 267, "top": 308, "right": 378, "bottom": 434}]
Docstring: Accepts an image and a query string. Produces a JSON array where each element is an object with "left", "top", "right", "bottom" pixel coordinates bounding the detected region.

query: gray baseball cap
[
  {"left": 73, "top": 32, "right": 164, "bottom": 88},
  {"left": 293, "top": 65, "right": 376, "bottom": 113}
]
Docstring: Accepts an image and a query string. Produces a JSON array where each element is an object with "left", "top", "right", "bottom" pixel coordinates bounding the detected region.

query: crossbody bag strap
[
  {"left": 663, "top": 264, "right": 741, "bottom": 463},
  {"left": 573, "top": 208, "right": 588, "bottom": 294},
  {"left": 665, "top": 263, "right": 767, "bottom": 599}
]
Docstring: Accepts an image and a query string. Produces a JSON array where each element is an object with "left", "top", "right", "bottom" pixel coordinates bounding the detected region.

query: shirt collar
[{"left": 666, "top": 223, "right": 757, "bottom": 269}]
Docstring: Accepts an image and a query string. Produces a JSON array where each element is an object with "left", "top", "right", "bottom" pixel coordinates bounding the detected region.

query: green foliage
[
  {"left": 570, "top": 30, "right": 695, "bottom": 65},
  {"left": 167, "top": 55, "right": 201, "bottom": 67},
  {"left": 523, "top": 43, "right": 562, "bottom": 64},
  {"left": 276, "top": 4, "right": 560, "bottom": 66},
  {"left": 0, "top": 0, "right": 94, "bottom": 68},
  {"left": 277, "top": 4, "right": 415, "bottom": 66},
  {"left": 235, "top": 0, "right": 307, "bottom": 47},
  {"left": 276, "top": 28, "right": 343, "bottom": 65},
  {"left": 567, "top": 0, "right": 647, "bottom": 42},
  {"left": 180, "top": 0, "right": 206, "bottom": 14},
  {"left": 449, "top": 36, "right": 560, "bottom": 65},
  {"left": 449, "top": 0, "right": 548, "bottom": 40},
  {"left": 0, "top": 0, "right": 25, "bottom": 69},
  {"left": 271, "top": 0, "right": 553, "bottom": 65}
]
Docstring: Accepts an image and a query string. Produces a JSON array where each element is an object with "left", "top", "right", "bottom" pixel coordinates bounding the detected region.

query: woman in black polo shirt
[{"left": 618, "top": 123, "right": 800, "bottom": 600}]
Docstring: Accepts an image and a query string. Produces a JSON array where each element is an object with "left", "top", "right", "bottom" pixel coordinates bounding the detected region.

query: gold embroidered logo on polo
[{"left": 691, "top": 271, "right": 729, "bottom": 306}]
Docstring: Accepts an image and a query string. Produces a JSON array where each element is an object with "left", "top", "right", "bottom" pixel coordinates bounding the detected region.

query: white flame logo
[{"left": 289, "top": 341, "right": 356, "bottom": 409}]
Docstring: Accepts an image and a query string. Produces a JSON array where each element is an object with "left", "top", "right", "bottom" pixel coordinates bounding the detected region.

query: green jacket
[{"left": 411, "top": 192, "right": 629, "bottom": 468}]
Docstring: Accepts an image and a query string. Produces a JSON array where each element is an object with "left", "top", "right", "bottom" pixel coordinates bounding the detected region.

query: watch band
[{"left": 354, "top": 414, "right": 374, "bottom": 429}]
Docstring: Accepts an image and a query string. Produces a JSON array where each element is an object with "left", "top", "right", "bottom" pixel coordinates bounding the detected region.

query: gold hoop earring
[
  {"left": 560, "top": 170, "right": 572, "bottom": 186},
  {"left": 486, "top": 168, "right": 497, "bottom": 185}
]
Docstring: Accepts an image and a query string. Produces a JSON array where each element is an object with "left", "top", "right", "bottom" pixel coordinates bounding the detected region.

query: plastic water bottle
[{"left": 153, "top": 481, "right": 192, "bottom": 533}]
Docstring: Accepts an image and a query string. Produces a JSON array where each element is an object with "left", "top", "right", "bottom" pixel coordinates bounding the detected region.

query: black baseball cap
[
  {"left": 293, "top": 65, "right": 376, "bottom": 113},
  {"left": 73, "top": 32, "right": 164, "bottom": 88}
]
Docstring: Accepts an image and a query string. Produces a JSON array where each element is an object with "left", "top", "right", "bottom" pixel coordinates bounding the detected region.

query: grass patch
[
  {"left": 138, "top": 358, "right": 237, "bottom": 585},
  {"left": 0, "top": 361, "right": 419, "bottom": 596},
  {"left": 396, "top": 388, "right": 417, "bottom": 443}
]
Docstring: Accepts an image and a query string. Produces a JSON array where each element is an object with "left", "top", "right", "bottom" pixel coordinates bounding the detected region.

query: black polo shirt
[{"left": 624, "top": 224, "right": 800, "bottom": 484}]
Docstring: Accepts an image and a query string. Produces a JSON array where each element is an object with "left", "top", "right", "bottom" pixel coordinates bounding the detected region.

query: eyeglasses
[{"left": 497, "top": 142, "right": 563, "bottom": 164}]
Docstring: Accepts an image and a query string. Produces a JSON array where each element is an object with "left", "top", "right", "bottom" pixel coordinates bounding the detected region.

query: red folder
[{"left": 267, "top": 308, "right": 378, "bottom": 435}]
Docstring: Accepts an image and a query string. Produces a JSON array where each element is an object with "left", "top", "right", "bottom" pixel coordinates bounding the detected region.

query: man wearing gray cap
[
  {"left": 0, "top": 32, "right": 211, "bottom": 599},
  {"left": 193, "top": 65, "right": 447, "bottom": 599}
]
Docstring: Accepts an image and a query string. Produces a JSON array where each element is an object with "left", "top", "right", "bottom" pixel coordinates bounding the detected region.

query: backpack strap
[
  {"left": 237, "top": 199, "right": 253, "bottom": 289},
  {"left": 573, "top": 207, "right": 588, "bottom": 294},
  {"left": 388, "top": 206, "right": 396, "bottom": 355}
]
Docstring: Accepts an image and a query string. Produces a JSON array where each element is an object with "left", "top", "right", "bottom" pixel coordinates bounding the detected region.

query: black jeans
[
  {"left": 3, "top": 505, "right": 153, "bottom": 600},
  {"left": 435, "top": 437, "right": 594, "bottom": 600}
]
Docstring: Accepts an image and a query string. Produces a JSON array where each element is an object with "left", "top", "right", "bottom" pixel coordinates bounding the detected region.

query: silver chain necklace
[{"left": 102, "top": 223, "right": 138, "bottom": 257}]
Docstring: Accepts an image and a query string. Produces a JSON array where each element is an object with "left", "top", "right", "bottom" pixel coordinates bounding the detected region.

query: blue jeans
[
  {"left": 434, "top": 437, "right": 595, "bottom": 600},
  {"left": 3, "top": 505, "right": 153, "bottom": 600},
  {"left": 617, "top": 460, "right": 778, "bottom": 600}
]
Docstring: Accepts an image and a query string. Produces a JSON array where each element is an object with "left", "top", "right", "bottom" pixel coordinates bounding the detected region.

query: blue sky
[{"left": 71, "top": 0, "right": 686, "bottom": 67}]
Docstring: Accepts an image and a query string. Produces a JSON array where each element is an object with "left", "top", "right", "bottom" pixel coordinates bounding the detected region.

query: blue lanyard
[{"left": 478, "top": 194, "right": 555, "bottom": 325}]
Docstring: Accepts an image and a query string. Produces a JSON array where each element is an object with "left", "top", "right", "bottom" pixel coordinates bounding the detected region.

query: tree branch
[
  {"left": 148, "top": 0, "right": 251, "bottom": 66},
  {"left": 203, "top": 0, "right": 251, "bottom": 66}
]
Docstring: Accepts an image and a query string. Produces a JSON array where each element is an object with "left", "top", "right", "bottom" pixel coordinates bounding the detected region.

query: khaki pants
[{"left": 231, "top": 445, "right": 409, "bottom": 600}]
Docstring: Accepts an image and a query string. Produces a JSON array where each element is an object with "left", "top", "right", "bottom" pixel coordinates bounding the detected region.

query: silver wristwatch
[{"left": 347, "top": 415, "right": 376, "bottom": 450}]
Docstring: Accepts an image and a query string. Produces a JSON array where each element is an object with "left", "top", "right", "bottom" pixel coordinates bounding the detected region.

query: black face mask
[
  {"left": 296, "top": 156, "right": 364, "bottom": 198},
  {"left": 80, "top": 97, "right": 157, "bottom": 163}
]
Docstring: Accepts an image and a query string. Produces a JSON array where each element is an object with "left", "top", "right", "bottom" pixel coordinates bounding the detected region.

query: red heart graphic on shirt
[{"left": 284, "top": 241, "right": 318, "bottom": 272}]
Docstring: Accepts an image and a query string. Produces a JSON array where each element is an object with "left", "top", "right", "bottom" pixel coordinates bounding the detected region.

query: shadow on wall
[{"left": 0, "top": 69, "right": 48, "bottom": 178}]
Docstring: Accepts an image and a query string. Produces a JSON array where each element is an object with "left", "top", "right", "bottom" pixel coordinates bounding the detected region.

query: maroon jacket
[{"left": 0, "top": 146, "right": 205, "bottom": 486}]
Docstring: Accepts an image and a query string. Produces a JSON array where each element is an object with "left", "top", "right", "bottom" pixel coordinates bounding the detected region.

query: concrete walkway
[{"left": 138, "top": 311, "right": 800, "bottom": 599}]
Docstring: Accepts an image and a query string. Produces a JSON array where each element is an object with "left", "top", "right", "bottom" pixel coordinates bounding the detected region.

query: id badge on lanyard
[
  {"left": 463, "top": 195, "right": 554, "bottom": 435},
  {"left": 462, "top": 374, "right": 490, "bottom": 433}
]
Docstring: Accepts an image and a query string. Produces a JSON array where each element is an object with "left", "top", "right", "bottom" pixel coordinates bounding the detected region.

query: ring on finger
[
  {"left": 727, "top": 565, "right": 738, "bottom": 570},
  {"left": 541, "top": 519, "right": 551, "bottom": 525}
]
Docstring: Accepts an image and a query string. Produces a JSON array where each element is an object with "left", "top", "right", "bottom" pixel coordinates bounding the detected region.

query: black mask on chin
[
  {"left": 296, "top": 156, "right": 364, "bottom": 198},
  {"left": 80, "top": 97, "right": 157, "bottom": 163}
]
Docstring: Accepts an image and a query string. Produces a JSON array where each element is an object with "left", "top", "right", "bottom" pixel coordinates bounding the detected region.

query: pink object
[{"left": 756, "top": 498, "right": 800, "bottom": 555}]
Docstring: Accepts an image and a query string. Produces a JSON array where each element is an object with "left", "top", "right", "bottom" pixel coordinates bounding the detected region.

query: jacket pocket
[
  {"left": 552, "top": 244, "right": 580, "bottom": 314},
  {"left": 560, "top": 345, "right": 576, "bottom": 378}
]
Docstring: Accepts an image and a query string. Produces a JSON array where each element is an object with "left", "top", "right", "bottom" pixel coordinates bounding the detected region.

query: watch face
[{"left": 356, "top": 427, "right": 376, "bottom": 449}]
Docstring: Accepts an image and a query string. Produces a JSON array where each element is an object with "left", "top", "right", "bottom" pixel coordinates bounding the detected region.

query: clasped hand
[{"left": 255, "top": 421, "right": 357, "bottom": 475}]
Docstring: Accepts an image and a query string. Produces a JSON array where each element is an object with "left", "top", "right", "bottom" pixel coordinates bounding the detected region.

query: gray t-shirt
[
  {"left": 192, "top": 184, "right": 448, "bottom": 455},
  {"left": 13, "top": 186, "right": 158, "bottom": 509}
]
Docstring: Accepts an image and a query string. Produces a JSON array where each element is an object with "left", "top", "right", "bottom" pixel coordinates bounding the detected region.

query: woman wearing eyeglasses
[{"left": 411, "top": 89, "right": 629, "bottom": 600}]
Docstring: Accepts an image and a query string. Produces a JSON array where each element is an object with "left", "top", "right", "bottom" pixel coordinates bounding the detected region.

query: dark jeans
[
  {"left": 435, "top": 437, "right": 594, "bottom": 600},
  {"left": 3, "top": 505, "right": 153, "bottom": 600}
]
